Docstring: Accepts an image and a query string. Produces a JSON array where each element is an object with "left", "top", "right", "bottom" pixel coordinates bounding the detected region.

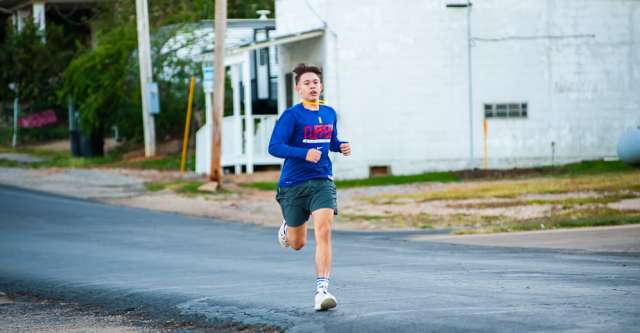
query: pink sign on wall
[{"left": 19, "top": 110, "right": 58, "bottom": 128}]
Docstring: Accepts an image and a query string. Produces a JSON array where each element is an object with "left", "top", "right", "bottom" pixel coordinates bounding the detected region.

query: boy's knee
[{"left": 315, "top": 222, "right": 331, "bottom": 237}]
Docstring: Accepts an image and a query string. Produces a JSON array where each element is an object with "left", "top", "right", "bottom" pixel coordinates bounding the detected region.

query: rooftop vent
[{"left": 257, "top": 10, "right": 271, "bottom": 20}]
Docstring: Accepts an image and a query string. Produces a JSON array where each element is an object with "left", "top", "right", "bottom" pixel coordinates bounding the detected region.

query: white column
[
  {"left": 277, "top": 46, "right": 287, "bottom": 115},
  {"left": 32, "top": 1, "right": 46, "bottom": 38},
  {"left": 135, "top": 0, "right": 156, "bottom": 157},
  {"left": 15, "top": 9, "right": 29, "bottom": 31},
  {"left": 204, "top": 90, "right": 213, "bottom": 125},
  {"left": 202, "top": 63, "right": 214, "bottom": 125},
  {"left": 231, "top": 64, "right": 242, "bottom": 174},
  {"left": 242, "top": 54, "right": 254, "bottom": 174}
]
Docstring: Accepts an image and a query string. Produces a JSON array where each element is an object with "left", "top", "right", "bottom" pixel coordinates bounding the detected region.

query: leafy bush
[
  {"left": 0, "top": 20, "right": 76, "bottom": 142},
  {"left": 3, "top": 0, "right": 276, "bottom": 149},
  {"left": 60, "top": 25, "right": 140, "bottom": 139}
]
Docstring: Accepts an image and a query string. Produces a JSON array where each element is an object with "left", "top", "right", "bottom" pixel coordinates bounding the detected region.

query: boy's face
[{"left": 296, "top": 72, "right": 323, "bottom": 102}]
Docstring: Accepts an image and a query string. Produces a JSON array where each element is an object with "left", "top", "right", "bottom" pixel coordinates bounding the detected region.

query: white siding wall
[
  {"left": 278, "top": 37, "right": 326, "bottom": 107},
  {"left": 276, "top": 0, "right": 326, "bottom": 35},
  {"left": 474, "top": 0, "right": 640, "bottom": 168},
  {"left": 277, "top": 0, "right": 640, "bottom": 179}
]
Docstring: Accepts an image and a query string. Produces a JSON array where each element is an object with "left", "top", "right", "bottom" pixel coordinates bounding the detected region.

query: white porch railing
[{"left": 195, "top": 114, "right": 280, "bottom": 175}]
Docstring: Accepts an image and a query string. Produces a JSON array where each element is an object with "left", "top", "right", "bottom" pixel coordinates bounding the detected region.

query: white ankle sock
[{"left": 316, "top": 277, "right": 329, "bottom": 293}]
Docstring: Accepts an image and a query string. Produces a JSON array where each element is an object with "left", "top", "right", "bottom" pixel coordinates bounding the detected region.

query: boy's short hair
[{"left": 293, "top": 63, "right": 322, "bottom": 84}]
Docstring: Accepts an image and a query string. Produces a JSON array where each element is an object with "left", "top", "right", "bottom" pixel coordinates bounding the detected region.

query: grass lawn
[
  {"left": 454, "top": 210, "right": 640, "bottom": 235},
  {"left": 245, "top": 160, "right": 637, "bottom": 191},
  {"left": 365, "top": 170, "right": 640, "bottom": 204},
  {"left": 0, "top": 146, "right": 194, "bottom": 171},
  {"left": 245, "top": 171, "right": 461, "bottom": 191}
]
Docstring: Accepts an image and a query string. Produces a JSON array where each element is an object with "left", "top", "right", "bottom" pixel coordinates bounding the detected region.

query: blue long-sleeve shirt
[{"left": 268, "top": 103, "right": 344, "bottom": 187}]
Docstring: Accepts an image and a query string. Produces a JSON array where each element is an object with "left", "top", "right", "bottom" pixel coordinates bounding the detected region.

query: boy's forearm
[
  {"left": 329, "top": 139, "right": 343, "bottom": 152},
  {"left": 269, "top": 143, "right": 308, "bottom": 159}
]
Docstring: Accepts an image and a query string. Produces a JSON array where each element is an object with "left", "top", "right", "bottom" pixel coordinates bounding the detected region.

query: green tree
[
  {"left": 59, "top": 0, "right": 275, "bottom": 150},
  {"left": 192, "top": 0, "right": 275, "bottom": 19},
  {"left": 0, "top": 20, "right": 74, "bottom": 112},
  {"left": 60, "top": 26, "right": 139, "bottom": 140},
  {"left": 0, "top": 20, "right": 78, "bottom": 144}
]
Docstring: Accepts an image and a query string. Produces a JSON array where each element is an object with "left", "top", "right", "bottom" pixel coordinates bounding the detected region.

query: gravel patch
[
  {"left": 0, "top": 294, "right": 161, "bottom": 333},
  {"left": 608, "top": 198, "right": 640, "bottom": 211},
  {"left": 0, "top": 167, "right": 147, "bottom": 200},
  {"left": 0, "top": 153, "right": 47, "bottom": 163},
  {"left": 521, "top": 192, "right": 606, "bottom": 200}
]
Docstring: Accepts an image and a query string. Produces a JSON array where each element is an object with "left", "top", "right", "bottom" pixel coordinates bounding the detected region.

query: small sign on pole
[
  {"left": 203, "top": 67, "right": 214, "bottom": 93},
  {"left": 145, "top": 82, "right": 160, "bottom": 115}
]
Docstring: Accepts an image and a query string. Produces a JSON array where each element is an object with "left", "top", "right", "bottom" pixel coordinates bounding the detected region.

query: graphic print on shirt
[{"left": 303, "top": 124, "right": 334, "bottom": 144}]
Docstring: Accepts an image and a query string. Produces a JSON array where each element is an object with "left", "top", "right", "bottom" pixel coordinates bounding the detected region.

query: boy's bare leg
[
  {"left": 287, "top": 223, "right": 307, "bottom": 251},
  {"left": 312, "top": 208, "right": 334, "bottom": 278}
]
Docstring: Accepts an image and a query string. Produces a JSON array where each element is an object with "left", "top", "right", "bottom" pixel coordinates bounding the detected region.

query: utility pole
[
  {"left": 210, "top": 0, "right": 227, "bottom": 186},
  {"left": 135, "top": 0, "right": 156, "bottom": 157}
]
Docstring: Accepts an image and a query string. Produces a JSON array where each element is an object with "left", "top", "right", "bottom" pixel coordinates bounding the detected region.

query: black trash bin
[
  {"left": 69, "top": 130, "right": 81, "bottom": 157},
  {"left": 79, "top": 131, "right": 104, "bottom": 158}
]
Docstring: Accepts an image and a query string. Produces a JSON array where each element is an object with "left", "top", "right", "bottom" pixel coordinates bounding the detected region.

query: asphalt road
[{"left": 1, "top": 185, "right": 639, "bottom": 332}]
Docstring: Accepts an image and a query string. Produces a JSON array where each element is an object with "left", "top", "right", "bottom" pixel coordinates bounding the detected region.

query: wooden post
[
  {"left": 210, "top": 0, "right": 227, "bottom": 185},
  {"left": 135, "top": 0, "right": 156, "bottom": 157}
]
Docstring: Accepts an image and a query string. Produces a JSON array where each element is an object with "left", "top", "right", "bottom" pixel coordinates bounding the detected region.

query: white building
[
  {"left": 267, "top": 0, "right": 640, "bottom": 179},
  {"left": 190, "top": 17, "right": 325, "bottom": 175},
  {"left": 161, "top": 18, "right": 283, "bottom": 174},
  {"left": 193, "top": 1, "right": 639, "bottom": 179}
]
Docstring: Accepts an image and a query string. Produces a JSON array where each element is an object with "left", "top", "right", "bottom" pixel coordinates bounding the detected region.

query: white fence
[{"left": 195, "top": 114, "right": 280, "bottom": 175}]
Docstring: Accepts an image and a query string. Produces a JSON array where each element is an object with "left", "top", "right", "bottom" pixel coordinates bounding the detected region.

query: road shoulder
[{"left": 410, "top": 224, "right": 640, "bottom": 253}]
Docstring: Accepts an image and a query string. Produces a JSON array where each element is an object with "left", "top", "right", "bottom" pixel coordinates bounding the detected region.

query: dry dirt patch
[
  {"left": 105, "top": 170, "right": 640, "bottom": 233},
  {"left": 342, "top": 172, "right": 640, "bottom": 232}
]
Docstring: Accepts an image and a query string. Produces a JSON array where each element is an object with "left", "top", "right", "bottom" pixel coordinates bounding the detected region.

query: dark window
[
  {"left": 259, "top": 48, "right": 268, "bottom": 66},
  {"left": 484, "top": 102, "right": 528, "bottom": 119},
  {"left": 484, "top": 104, "right": 494, "bottom": 118},
  {"left": 508, "top": 103, "right": 520, "bottom": 117},
  {"left": 285, "top": 73, "right": 293, "bottom": 107},
  {"left": 496, "top": 104, "right": 508, "bottom": 117}
]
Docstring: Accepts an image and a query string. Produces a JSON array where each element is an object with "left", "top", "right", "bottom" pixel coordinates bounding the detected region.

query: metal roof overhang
[
  {"left": 0, "top": 0, "right": 26, "bottom": 12},
  {"left": 229, "top": 28, "right": 324, "bottom": 55},
  {"left": 0, "top": 0, "right": 100, "bottom": 13}
]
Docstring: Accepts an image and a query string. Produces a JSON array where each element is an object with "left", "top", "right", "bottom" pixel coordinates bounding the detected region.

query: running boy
[{"left": 268, "top": 63, "right": 351, "bottom": 311}]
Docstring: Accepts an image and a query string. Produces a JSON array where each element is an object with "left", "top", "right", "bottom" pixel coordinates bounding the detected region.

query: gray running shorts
[{"left": 275, "top": 178, "right": 338, "bottom": 227}]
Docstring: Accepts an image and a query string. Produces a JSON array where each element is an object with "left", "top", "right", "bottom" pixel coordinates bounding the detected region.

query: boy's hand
[
  {"left": 340, "top": 143, "right": 351, "bottom": 156},
  {"left": 306, "top": 149, "right": 322, "bottom": 163}
]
